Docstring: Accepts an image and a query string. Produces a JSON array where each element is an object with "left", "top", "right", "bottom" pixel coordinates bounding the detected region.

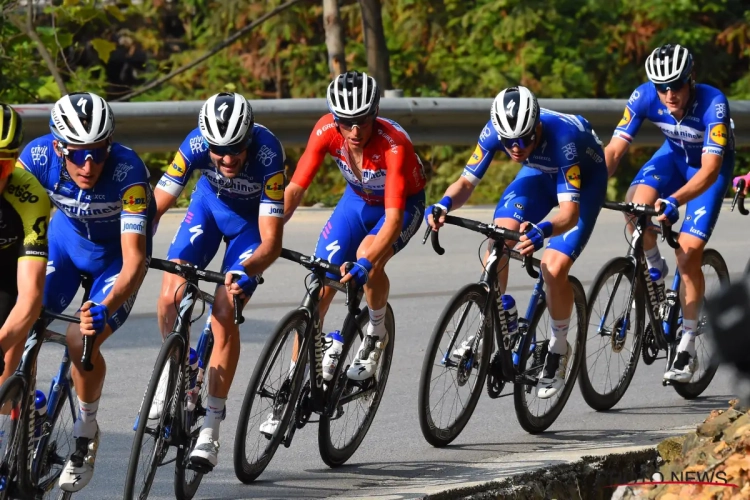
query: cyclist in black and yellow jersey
[{"left": 0, "top": 103, "right": 51, "bottom": 379}]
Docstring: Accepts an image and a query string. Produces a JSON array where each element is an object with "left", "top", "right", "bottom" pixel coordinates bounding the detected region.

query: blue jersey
[
  {"left": 156, "top": 125, "right": 286, "bottom": 217},
  {"left": 462, "top": 109, "right": 606, "bottom": 204},
  {"left": 613, "top": 83, "right": 734, "bottom": 166},
  {"left": 18, "top": 134, "right": 153, "bottom": 241}
]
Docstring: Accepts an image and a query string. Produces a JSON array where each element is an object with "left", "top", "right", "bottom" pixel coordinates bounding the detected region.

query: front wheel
[
  {"left": 671, "top": 248, "right": 729, "bottom": 399},
  {"left": 123, "top": 334, "right": 184, "bottom": 500},
  {"left": 578, "top": 257, "right": 645, "bottom": 411},
  {"left": 37, "top": 375, "right": 78, "bottom": 500},
  {"left": 417, "top": 284, "right": 492, "bottom": 447},
  {"left": 514, "top": 276, "right": 587, "bottom": 434},
  {"left": 318, "top": 305, "right": 396, "bottom": 467},
  {"left": 233, "top": 309, "right": 310, "bottom": 484},
  {"left": 0, "top": 376, "right": 26, "bottom": 500}
]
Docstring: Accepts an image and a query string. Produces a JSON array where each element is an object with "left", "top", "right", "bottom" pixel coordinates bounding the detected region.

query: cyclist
[
  {"left": 426, "top": 85, "right": 608, "bottom": 399},
  {"left": 0, "top": 103, "right": 51, "bottom": 380},
  {"left": 272, "top": 70, "right": 426, "bottom": 432},
  {"left": 605, "top": 44, "right": 734, "bottom": 383},
  {"left": 152, "top": 92, "right": 285, "bottom": 470},
  {"left": 16, "top": 92, "right": 154, "bottom": 492}
]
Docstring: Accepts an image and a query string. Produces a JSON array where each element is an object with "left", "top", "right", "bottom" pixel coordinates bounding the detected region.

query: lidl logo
[
  {"left": 565, "top": 165, "right": 581, "bottom": 189},
  {"left": 122, "top": 185, "right": 147, "bottom": 214},
  {"left": 467, "top": 145, "right": 484, "bottom": 166},
  {"left": 264, "top": 172, "right": 284, "bottom": 201},
  {"left": 709, "top": 123, "right": 728, "bottom": 147},
  {"left": 618, "top": 107, "right": 634, "bottom": 128},
  {"left": 167, "top": 153, "right": 188, "bottom": 178}
]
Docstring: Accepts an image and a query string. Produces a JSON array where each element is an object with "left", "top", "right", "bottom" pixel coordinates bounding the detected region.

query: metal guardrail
[{"left": 11, "top": 98, "right": 749, "bottom": 153}]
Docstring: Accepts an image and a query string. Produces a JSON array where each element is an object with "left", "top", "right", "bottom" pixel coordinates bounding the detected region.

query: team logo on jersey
[
  {"left": 618, "top": 106, "right": 634, "bottom": 128},
  {"left": 167, "top": 153, "right": 187, "bottom": 178},
  {"left": 122, "top": 185, "right": 148, "bottom": 214},
  {"left": 564, "top": 165, "right": 581, "bottom": 190},
  {"left": 264, "top": 172, "right": 284, "bottom": 201},
  {"left": 467, "top": 145, "right": 484, "bottom": 166},
  {"left": 708, "top": 123, "right": 728, "bottom": 147}
]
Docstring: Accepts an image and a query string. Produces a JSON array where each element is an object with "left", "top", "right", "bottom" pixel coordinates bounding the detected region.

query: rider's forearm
[
  {"left": 670, "top": 157, "right": 721, "bottom": 205},
  {"left": 442, "top": 177, "right": 476, "bottom": 212},
  {"left": 0, "top": 297, "right": 41, "bottom": 352},
  {"left": 153, "top": 187, "right": 178, "bottom": 226},
  {"left": 283, "top": 182, "right": 306, "bottom": 224},
  {"left": 240, "top": 238, "right": 282, "bottom": 277},
  {"left": 103, "top": 239, "right": 147, "bottom": 313},
  {"left": 605, "top": 139, "right": 628, "bottom": 178},
  {"left": 361, "top": 213, "right": 403, "bottom": 266},
  {"left": 547, "top": 203, "right": 579, "bottom": 235}
]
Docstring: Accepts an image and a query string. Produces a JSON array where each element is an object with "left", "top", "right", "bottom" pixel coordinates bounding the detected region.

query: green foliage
[{"left": 3, "top": 0, "right": 750, "bottom": 203}]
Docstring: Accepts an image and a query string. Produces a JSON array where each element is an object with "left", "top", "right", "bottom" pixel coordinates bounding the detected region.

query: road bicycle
[
  {"left": 730, "top": 178, "right": 750, "bottom": 275},
  {"left": 579, "top": 201, "right": 729, "bottom": 411},
  {"left": 123, "top": 258, "right": 244, "bottom": 500},
  {"left": 233, "top": 247, "right": 394, "bottom": 483},
  {"left": 417, "top": 212, "right": 587, "bottom": 444}
]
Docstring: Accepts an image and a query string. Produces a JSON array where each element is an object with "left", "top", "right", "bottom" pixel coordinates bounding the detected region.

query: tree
[
  {"left": 358, "top": 0, "right": 391, "bottom": 92},
  {"left": 323, "top": 0, "right": 346, "bottom": 77}
]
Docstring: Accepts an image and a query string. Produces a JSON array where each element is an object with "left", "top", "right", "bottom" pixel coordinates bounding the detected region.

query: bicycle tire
[
  {"left": 123, "top": 334, "right": 184, "bottom": 500},
  {"left": 672, "top": 248, "right": 728, "bottom": 399},
  {"left": 318, "top": 304, "right": 396, "bottom": 466},
  {"left": 233, "top": 309, "right": 310, "bottom": 484},
  {"left": 514, "top": 276, "right": 587, "bottom": 434},
  {"left": 174, "top": 333, "right": 212, "bottom": 500},
  {"left": 416, "top": 283, "right": 492, "bottom": 447},
  {"left": 38, "top": 380, "right": 77, "bottom": 499},
  {"left": 0, "top": 376, "right": 26, "bottom": 500},
  {"left": 578, "top": 257, "right": 645, "bottom": 411}
]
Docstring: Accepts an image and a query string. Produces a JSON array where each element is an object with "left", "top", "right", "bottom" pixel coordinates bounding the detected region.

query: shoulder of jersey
[
  {"left": 4, "top": 167, "right": 49, "bottom": 211},
  {"left": 312, "top": 114, "right": 337, "bottom": 139},
  {"left": 695, "top": 83, "right": 727, "bottom": 103},
  {"left": 375, "top": 117, "right": 411, "bottom": 144},
  {"left": 252, "top": 122, "right": 281, "bottom": 144},
  {"left": 107, "top": 143, "right": 149, "bottom": 183}
]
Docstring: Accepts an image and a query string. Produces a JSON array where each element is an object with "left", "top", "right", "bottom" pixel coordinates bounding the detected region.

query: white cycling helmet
[
  {"left": 326, "top": 71, "right": 380, "bottom": 120},
  {"left": 49, "top": 92, "right": 114, "bottom": 145},
  {"left": 490, "top": 85, "right": 539, "bottom": 139},
  {"left": 645, "top": 44, "right": 694, "bottom": 84},
  {"left": 199, "top": 92, "right": 254, "bottom": 147}
]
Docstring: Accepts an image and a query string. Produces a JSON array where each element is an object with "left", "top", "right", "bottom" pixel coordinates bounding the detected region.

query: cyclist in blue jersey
[
  {"left": 605, "top": 44, "right": 735, "bottom": 383},
  {"left": 152, "top": 92, "right": 285, "bottom": 471},
  {"left": 426, "top": 86, "right": 608, "bottom": 399},
  {"left": 16, "top": 92, "right": 154, "bottom": 492}
]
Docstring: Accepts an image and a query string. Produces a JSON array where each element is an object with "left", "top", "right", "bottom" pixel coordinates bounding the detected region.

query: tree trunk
[
  {"left": 323, "top": 0, "right": 346, "bottom": 77},
  {"left": 358, "top": 0, "right": 391, "bottom": 93}
]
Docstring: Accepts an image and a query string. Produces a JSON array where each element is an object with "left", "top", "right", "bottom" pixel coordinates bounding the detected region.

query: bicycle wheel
[
  {"left": 514, "top": 276, "right": 587, "bottom": 434},
  {"left": 417, "top": 283, "right": 492, "bottom": 447},
  {"left": 233, "top": 309, "right": 309, "bottom": 484},
  {"left": 174, "top": 333, "right": 212, "bottom": 499},
  {"left": 123, "top": 334, "right": 184, "bottom": 500},
  {"left": 318, "top": 304, "right": 396, "bottom": 466},
  {"left": 0, "top": 376, "right": 25, "bottom": 500},
  {"left": 578, "top": 257, "right": 645, "bottom": 411},
  {"left": 38, "top": 380, "right": 77, "bottom": 500},
  {"left": 672, "top": 248, "right": 729, "bottom": 399}
]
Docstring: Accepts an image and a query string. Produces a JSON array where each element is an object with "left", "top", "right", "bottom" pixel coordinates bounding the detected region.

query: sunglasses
[
  {"left": 654, "top": 76, "right": 690, "bottom": 94},
  {"left": 501, "top": 132, "right": 536, "bottom": 150},
  {"left": 209, "top": 143, "right": 248, "bottom": 157},
  {"left": 59, "top": 143, "right": 110, "bottom": 165},
  {"left": 335, "top": 115, "right": 375, "bottom": 131}
]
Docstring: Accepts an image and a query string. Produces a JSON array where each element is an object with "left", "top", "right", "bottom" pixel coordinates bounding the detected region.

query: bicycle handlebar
[
  {"left": 280, "top": 248, "right": 360, "bottom": 306},
  {"left": 149, "top": 257, "right": 246, "bottom": 325},
  {"left": 603, "top": 201, "right": 680, "bottom": 249},
  {"left": 732, "top": 179, "right": 748, "bottom": 215},
  {"left": 422, "top": 209, "right": 539, "bottom": 279}
]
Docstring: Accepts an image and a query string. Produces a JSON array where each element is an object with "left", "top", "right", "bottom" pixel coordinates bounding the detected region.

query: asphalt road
[{"left": 36, "top": 204, "right": 746, "bottom": 500}]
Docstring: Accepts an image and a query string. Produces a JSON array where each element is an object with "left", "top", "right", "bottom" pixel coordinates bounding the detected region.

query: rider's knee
[
  {"left": 541, "top": 255, "right": 570, "bottom": 286},
  {"left": 676, "top": 245, "right": 702, "bottom": 274}
]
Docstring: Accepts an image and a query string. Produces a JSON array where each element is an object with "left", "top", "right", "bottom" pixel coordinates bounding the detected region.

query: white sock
[
  {"left": 75, "top": 398, "right": 99, "bottom": 439},
  {"left": 200, "top": 395, "right": 226, "bottom": 440},
  {"left": 366, "top": 306, "right": 387, "bottom": 339},
  {"left": 679, "top": 319, "right": 698, "bottom": 356},
  {"left": 645, "top": 245, "right": 662, "bottom": 272},
  {"left": 549, "top": 318, "right": 570, "bottom": 355}
]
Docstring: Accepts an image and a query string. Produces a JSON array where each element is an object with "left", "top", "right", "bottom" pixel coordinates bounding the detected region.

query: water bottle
[
  {"left": 185, "top": 347, "right": 199, "bottom": 412},
  {"left": 501, "top": 294, "right": 519, "bottom": 336},
  {"left": 322, "top": 331, "right": 344, "bottom": 381},
  {"left": 32, "top": 390, "right": 47, "bottom": 445}
]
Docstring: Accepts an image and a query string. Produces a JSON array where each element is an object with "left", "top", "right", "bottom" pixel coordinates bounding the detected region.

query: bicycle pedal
[{"left": 187, "top": 460, "right": 213, "bottom": 474}]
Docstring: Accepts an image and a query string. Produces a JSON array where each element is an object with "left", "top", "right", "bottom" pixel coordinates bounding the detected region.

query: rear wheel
[
  {"left": 0, "top": 376, "right": 25, "bottom": 500},
  {"left": 417, "top": 284, "right": 492, "bottom": 447},
  {"left": 671, "top": 249, "right": 728, "bottom": 399},
  {"left": 578, "top": 257, "right": 645, "bottom": 411},
  {"left": 318, "top": 304, "right": 395, "bottom": 466},
  {"left": 514, "top": 276, "right": 587, "bottom": 434}
]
